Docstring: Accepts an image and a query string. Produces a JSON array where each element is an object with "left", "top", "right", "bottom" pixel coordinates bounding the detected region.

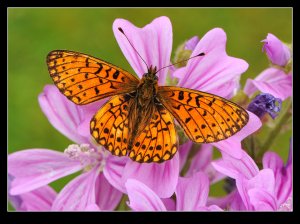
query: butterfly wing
[
  {"left": 157, "top": 86, "right": 249, "bottom": 143},
  {"left": 128, "top": 104, "right": 178, "bottom": 163},
  {"left": 47, "top": 50, "right": 139, "bottom": 105},
  {"left": 90, "top": 94, "right": 133, "bottom": 157}
]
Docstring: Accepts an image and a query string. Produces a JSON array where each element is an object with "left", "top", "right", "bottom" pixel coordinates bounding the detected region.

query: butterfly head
[{"left": 143, "top": 65, "right": 158, "bottom": 83}]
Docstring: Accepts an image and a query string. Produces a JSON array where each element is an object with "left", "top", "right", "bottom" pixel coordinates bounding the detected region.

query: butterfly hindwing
[
  {"left": 158, "top": 86, "right": 249, "bottom": 143},
  {"left": 47, "top": 50, "right": 139, "bottom": 105},
  {"left": 90, "top": 94, "right": 133, "bottom": 156},
  {"left": 128, "top": 104, "right": 178, "bottom": 163}
]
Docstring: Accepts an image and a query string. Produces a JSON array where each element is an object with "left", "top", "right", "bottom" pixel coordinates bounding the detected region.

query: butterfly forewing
[
  {"left": 47, "top": 50, "right": 139, "bottom": 105},
  {"left": 157, "top": 86, "right": 249, "bottom": 143},
  {"left": 129, "top": 105, "right": 178, "bottom": 163}
]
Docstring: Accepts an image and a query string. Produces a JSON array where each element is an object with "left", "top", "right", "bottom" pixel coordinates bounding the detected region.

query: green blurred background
[{"left": 8, "top": 8, "right": 292, "bottom": 208}]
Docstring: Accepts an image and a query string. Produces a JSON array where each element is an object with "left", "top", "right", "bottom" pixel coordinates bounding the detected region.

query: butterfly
[{"left": 46, "top": 31, "right": 249, "bottom": 164}]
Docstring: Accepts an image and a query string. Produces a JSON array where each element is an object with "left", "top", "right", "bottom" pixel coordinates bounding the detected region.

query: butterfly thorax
[{"left": 127, "top": 66, "right": 160, "bottom": 150}]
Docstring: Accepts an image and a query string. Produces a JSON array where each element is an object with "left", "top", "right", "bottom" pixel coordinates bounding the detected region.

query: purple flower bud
[
  {"left": 262, "top": 33, "right": 291, "bottom": 67},
  {"left": 247, "top": 93, "right": 282, "bottom": 119}
]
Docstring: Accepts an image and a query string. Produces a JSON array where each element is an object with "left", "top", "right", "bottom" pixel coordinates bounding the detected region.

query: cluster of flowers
[{"left": 8, "top": 16, "right": 292, "bottom": 211}]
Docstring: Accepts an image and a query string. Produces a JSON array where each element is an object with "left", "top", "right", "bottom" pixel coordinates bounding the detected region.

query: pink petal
[
  {"left": 263, "top": 152, "right": 292, "bottom": 206},
  {"left": 8, "top": 149, "right": 83, "bottom": 195},
  {"left": 113, "top": 16, "right": 172, "bottom": 85},
  {"left": 95, "top": 173, "right": 122, "bottom": 210},
  {"left": 10, "top": 185, "right": 57, "bottom": 211},
  {"left": 38, "top": 85, "right": 103, "bottom": 144},
  {"left": 262, "top": 33, "right": 291, "bottom": 66},
  {"left": 176, "top": 28, "right": 248, "bottom": 98},
  {"left": 212, "top": 149, "right": 259, "bottom": 180},
  {"left": 161, "top": 198, "right": 176, "bottom": 211},
  {"left": 185, "top": 144, "right": 212, "bottom": 177},
  {"left": 52, "top": 166, "right": 100, "bottom": 211},
  {"left": 125, "top": 179, "right": 166, "bottom": 211},
  {"left": 178, "top": 140, "right": 193, "bottom": 171},
  {"left": 122, "top": 153, "right": 179, "bottom": 198},
  {"left": 263, "top": 152, "right": 284, "bottom": 172},
  {"left": 197, "top": 205, "right": 223, "bottom": 211},
  {"left": 175, "top": 171, "right": 209, "bottom": 210},
  {"left": 236, "top": 169, "right": 275, "bottom": 211},
  {"left": 103, "top": 155, "right": 128, "bottom": 193},
  {"left": 212, "top": 111, "right": 262, "bottom": 159},
  {"left": 207, "top": 190, "right": 237, "bottom": 210},
  {"left": 184, "top": 36, "right": 200, "bottom": 51},
  {"left": 244, "top": 68, "right": 292, "bottom": 101},
  {"left": 248, "top": 189, "right": 277, "bottom": 211},
  {"left": 85, "top": 204, "right": 101, "bottom": 211},
  {"left": 229, "top": 191, "right": 247, "bottom": 211}
]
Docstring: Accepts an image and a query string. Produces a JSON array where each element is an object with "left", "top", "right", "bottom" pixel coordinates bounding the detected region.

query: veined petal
[
  {"left": 8, "top": 149, "right": 83, "bottom": 195},
  {"left": 197, "top": 205, "right": 223, "bottom": 211},
  {"left": 207, "top": 190, "right": 237, "bottom": 210},
  {"left": 103, "top": 155, "right": 128, "bottom": 193},
  {"left": 263, "top": 152, "right": 292, "bottom": 206},
  {"left": 122, "top": 153, "right": 179, "bottom": 198},
  {"left": 185, "top": 144, "right": 212, "bottom": 177},
  {"left": 178, "top": 140, "right": 193, "bottom": 171},
  {"left": 248, "top": 189, "right": 277, "bottom": 211},
  {"left": 85, "top": 204, "right": 101, "bottom": 211},
  {"left": 113, "top": 16, "right": 172, "bottom": 84},
  {"left": 125, "top": 179, "right": 167, "bottom": 211},
  {"left": 95, "top": 173, "right": 122, "bottom": 211},
  {"left": 212, "top": 149, "right": 259, "bottom": 180},
  {"left": 212, "top": 111, "right": 262, "bottom": 159},
  {"left": 9, "top": 184, "right": 57, "bottom": 211},
  {"left": 52, "top": 165, "right": 100, "bottom": 211},
  {"left": 261, "top": 33, "right": 291, "bottom": 67},
  {"left": 38, "top": 85, "right": 103, "bottom": 144},
  {"left": 176, "top": 28, "right": 248, "bottom": 98},
  {"left": 229, "top": 191, "right": 247, "bottom": 211},
  {"left": 175, "top": 171, "right": 209, "bottom": 211},
  {"left": 244, "top": 68, "right": 292, "bottom": 101},
  {"left": 161, "top": 198, "right": 176, "bottom": 211},
  {"left": 236, "top": 169, "right": 275, "bottom": 211}
]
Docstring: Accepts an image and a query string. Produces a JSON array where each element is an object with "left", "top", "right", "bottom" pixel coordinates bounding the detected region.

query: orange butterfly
[{"left": 46, "top": 32, "right": 249, "bottom": 164}]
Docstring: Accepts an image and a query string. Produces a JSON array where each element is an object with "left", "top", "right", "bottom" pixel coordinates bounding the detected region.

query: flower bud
[
  {"left": 247, "top": 93, "right": 282, "bottom": 119},
  {"left": 262, "top": 33, "right": 291, "bottom": 67}
]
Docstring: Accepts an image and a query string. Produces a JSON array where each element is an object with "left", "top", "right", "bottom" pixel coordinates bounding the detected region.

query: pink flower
[
  {"left": 262, "top": 33, "right": 291, "bottom": 67},
  {"left": 173, "top": 28, "right": 249, "bottom": 99},
  {"left": 170, "top": 29, "right": 261, "bottom": 163},
  {"left": 244, "top": 33, "right": 292, "bottom": 101},
  {"left": 125, "top": 171, "right": 222, "bottom": 211},
  {"left": 8, "top": 86, "right": 124, "bottom": 211},
  {"left": 262, "top": 138, "right": 293, "bottom": 208},
  {"left": 244, "top": 68, "right": 292, "bottom": 101},
  {"left": 212, "top": 140, "right": 293, "bottom": 211}
]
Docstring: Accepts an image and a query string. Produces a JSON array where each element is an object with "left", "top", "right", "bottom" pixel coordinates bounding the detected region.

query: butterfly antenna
[
  {"left": 155, "top": 52, "right": 205, "bottom": 74},
  {"left": 118, "top": 27, "right": 149, "bottom": 71}
]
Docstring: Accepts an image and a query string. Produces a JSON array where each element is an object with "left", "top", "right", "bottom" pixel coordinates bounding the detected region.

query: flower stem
[{"left": 256, "top": 99, "right": 292, "bottom": 161}]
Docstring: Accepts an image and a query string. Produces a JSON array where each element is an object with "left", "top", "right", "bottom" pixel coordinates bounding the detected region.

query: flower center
[{"left": 64, "top": 143, "right": 107, "bottom": 172}]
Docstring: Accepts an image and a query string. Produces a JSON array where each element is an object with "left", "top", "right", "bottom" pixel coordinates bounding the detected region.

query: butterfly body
[
  {"left": 47, "top": 50, "right": 249, "bottom": 163},
  {"left": 126, "top": 65, "right": 161, "bottom": 151}
]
